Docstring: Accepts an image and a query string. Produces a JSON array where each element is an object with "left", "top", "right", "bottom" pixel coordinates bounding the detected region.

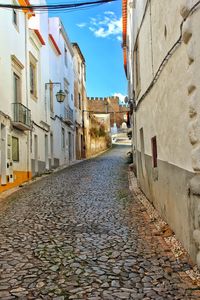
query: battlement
[{"left": 87, "top": 96, "right": 119, "bottom": 101}]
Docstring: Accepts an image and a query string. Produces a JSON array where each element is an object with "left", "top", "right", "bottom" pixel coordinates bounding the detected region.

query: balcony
[
  {"left": 64, "top": 106, "right": 74, "bottom": 125},
  {"left": 12, "top": 103, "right": 31, "bottom": 131}
]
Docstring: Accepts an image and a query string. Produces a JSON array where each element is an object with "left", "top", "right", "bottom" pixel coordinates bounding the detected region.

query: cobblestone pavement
[{"left": 0, "top": 145, "right": 199, "bottom": 299}]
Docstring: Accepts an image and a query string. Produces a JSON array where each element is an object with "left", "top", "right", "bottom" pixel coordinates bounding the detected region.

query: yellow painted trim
[{"left": 0, "top": 171, "right": 32, "bottom": 193}]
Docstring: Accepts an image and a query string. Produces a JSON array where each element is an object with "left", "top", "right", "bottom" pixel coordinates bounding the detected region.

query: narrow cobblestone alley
[{"left": 0, "top": 145, "right": 199, "bottom": 300}]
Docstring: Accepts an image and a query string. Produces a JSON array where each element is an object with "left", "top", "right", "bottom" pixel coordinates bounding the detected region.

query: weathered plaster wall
[
  {"left": 131, "top": 0, "right": 200, "bottom": 264},
  {"left": 181, "top": 0, "right": 200, "bottom": 267}
]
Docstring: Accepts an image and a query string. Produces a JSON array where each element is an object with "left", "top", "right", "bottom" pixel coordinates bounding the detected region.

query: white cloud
[
  {"left": 77, "top": 23, "right": 87, "bottom": 28},
  {"left": 89, "top": 11, "right": 122, "bottom": 41},
  {"left": 104, "top": 11, "right": 115, "bottom": 15},
  {"left": 117, "top": 36, "right": 122, "bottom": 42},
  {"left": 113, "top": 93, "right": 127, "bottom": 104},
  {"left": 76, "top": 11, "right": 122, "bottom": 41},
  {"left": 89, "top": 27, "right": 95, "bottom": 32}
]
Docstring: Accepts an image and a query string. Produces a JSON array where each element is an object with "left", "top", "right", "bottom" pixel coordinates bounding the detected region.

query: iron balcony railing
[
  {"left": 64, "top": 106, "right": 73, "bottom": 125},
  {"left": 12, "top": 103, "right": 31, "bottom": 130}
]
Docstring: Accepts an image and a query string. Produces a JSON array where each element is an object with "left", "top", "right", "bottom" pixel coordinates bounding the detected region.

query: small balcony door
[
  {"left": 1, "top": 124, "right": 7, "bottom": 185},
  {"left": 13, "top": 72, "right": 21, "bottom": 103},
  {"left": 45, "top": 134, "right": 49, "bottom": 170},
  {"left": 34, "top": 135, "right": 38, "bottom": 174}
]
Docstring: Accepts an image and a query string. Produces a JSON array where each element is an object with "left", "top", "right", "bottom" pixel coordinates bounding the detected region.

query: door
[
  {"left": 13, "top": 72, "right": 21, "bottom": 103},
  {"left": 34, "top": 134, "right": 38, "bottom": 174},
  {"left": 1, "top": 124, "right": 7, "bottom": 185},
  {"left": 68, "top": 132, "right": 72, "bottom": 161},
  {"left": 50, "top": 133, "right": 53, "bottom": 168},
  {"left": 45, "top": 134, "right": 49, "bottom": 170}
]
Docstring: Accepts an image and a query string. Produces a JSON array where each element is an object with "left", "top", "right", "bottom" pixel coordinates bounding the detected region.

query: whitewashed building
[
  {"left": 0, "top": 1, "right": 33, "bottom": 192},
  {"left": 123, "top": 0, "right": 200, "bottom": 266},
  {"left": 48, "top": 17, "right": 75, "bottom": 168},
  {"left": 28, "top": 0, "right": 51, "bottom": 176},
  {"left": 72, "top": 42, "right": 87, "bottom": 160},
  {"left": 0, "top": 0, "right": 82, "bottom": 192}
]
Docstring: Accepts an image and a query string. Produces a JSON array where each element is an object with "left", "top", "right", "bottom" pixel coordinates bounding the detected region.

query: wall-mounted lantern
[
  {"left": 45, "top": 82, "right": 66, "bottom": 103},
  {"left": 56, "top": 89, "right": 66, "bottom": 103}
]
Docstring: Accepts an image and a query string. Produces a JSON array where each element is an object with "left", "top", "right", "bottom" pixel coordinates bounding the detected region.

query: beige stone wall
[{"left": 84, "top": 114, "right": 111, "bottom": 158}]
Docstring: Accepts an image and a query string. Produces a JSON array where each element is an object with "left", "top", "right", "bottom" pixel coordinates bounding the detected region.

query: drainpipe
[{"left": 25, "top": 13, "right": 30, "bottom": 179}]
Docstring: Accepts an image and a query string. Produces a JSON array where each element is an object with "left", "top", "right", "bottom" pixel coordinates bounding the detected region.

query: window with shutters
[
  {"left": 13, "top": 72, "right": 21, "bottom": 103},
  {"left": 12, "top": 55, "right": 24, "bottom": 103},
  {"left": 12, "top": 136, "right": 19, "bottom": 161},
  {"left": 29, "top": 53, "right": 38, "bottom": 99}
]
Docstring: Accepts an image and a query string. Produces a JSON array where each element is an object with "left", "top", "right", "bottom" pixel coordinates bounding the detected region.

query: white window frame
[{"left": 29, "top": 53, "right": 38, "bottom": 100}]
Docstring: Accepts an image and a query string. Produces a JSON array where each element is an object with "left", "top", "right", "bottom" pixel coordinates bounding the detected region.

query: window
[
  {"left": 12, "top": 1, "right": 18, "bottom": 27},
  {"left": 78, "top": 93, "right": 81, "bottom": 110},
  {"left": 151, "top": 136, "right": 157, "bottom": 168},
  {"left": 134, "top": 39, "right": 141, "bottom": 96},
  {"left": 64, "top": 47, "right": 68, "bottom": 66},
  {"left": 12, "top": 136, "right": 19, "bottom": 161},
  {"left": 13, "top": 9, "right": 17, "bottom": 25},
  {"left": 29, "top": 55, "right": 37, "bottom": 97},
  {"left": 50, "top": 133, "right": 53, "bottom": 158},
  {"left": 62, "top": 128, "right": 65, "bottom": 148},
  {"left": 49, "top": 81, "right": 54, "bottom": 113},
  {"left": 29, "top": 53, "right": 37, "bottom": 98},
  {"left": 64, "top": 79, "right": 69, "bottom": 103},
  {"left": 13, "top": 72, "right": 21, "bottom": 103},
  {"left": 11, "top": 55, "right": 24, "bottom": 103},
  {"left": 83, "top": 64, "right": 86, "bottom": 81},
  {"left": 140, "top": 128, "right": 146, "bottom": 176}
]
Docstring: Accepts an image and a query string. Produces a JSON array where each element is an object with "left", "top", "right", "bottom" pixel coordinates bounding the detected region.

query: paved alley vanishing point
[{"left": 0, "top": 145, "right": 199, "bottom": 300}]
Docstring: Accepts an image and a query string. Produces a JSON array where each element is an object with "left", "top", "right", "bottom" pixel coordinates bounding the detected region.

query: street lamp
[
  {"left": 56, "top": 89, "right": 66, "bottom": 103},
  {"left": 45, "top": 82, "right": 66, "bottom": 103}
]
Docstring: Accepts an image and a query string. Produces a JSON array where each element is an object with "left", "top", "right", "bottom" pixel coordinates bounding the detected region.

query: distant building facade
[
  {"left": 87, "top": 97, "right": 129, "bottom": 129},
  {"left": 83, "top": 97, "right": 128, "bottom": 157},
  {"left": 123, "top": 0, "right": 200, "bottom": 266},
  {"left": 72, "top": 43, "right": 87, "bottom": 160}
]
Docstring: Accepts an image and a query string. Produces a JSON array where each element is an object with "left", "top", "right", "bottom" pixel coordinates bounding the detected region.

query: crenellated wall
[{"left": 86, "top": 97, "right": 128, "bottom": 128}]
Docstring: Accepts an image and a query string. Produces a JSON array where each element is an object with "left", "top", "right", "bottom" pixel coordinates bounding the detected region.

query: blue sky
[{"left": 47, "top": 0, "right": 127, "bottom": 101}]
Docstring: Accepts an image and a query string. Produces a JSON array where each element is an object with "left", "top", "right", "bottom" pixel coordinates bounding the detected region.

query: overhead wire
[{"left": 0, "top": 0, "right": 118, "bottom": 12}]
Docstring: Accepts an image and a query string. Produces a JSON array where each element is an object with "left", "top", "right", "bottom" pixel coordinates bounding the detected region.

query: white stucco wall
[
  {"left": 0, "top": 2, "right": 29, "bottom": 175},
  {"left": 48, "top": 17, "right": 75, "bottom": 166}
]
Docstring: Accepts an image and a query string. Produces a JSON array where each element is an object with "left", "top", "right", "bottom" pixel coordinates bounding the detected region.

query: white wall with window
[{"left": 48, "top": 17, "right": 75, "bottom": 167}]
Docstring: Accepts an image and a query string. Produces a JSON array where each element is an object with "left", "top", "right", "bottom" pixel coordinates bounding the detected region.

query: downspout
[{"left": 25, "top": 13, "right": 30, "bottom": 178}]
